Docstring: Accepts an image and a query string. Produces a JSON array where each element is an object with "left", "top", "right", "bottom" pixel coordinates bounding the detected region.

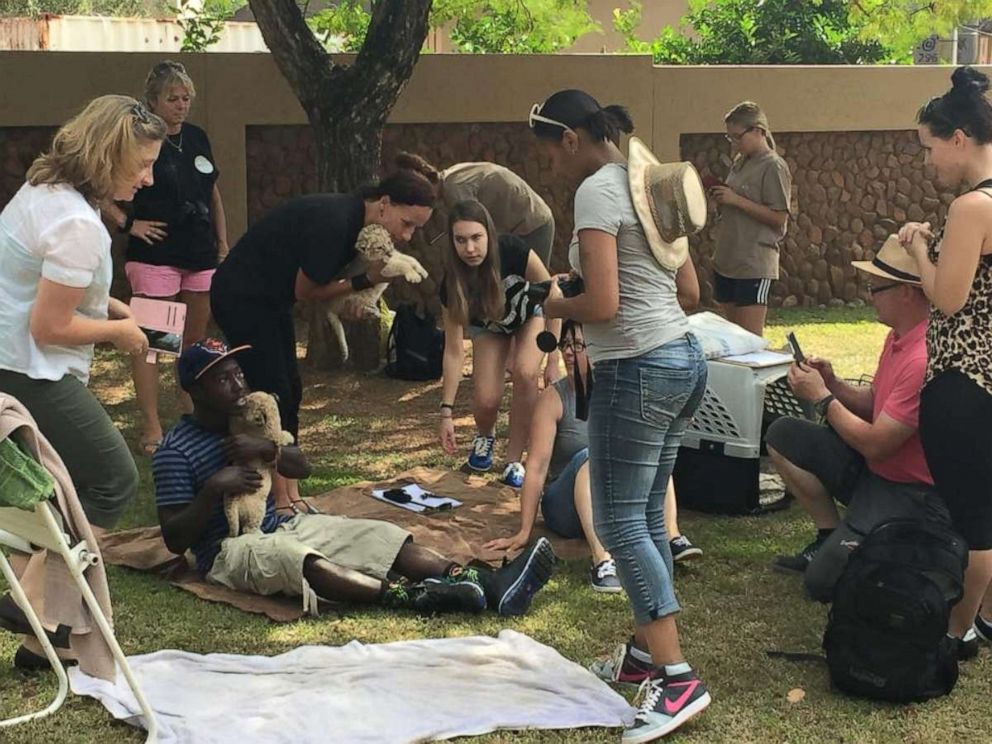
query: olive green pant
[{"left": 0, "top": 370, "right": 138, "bottom": 528}]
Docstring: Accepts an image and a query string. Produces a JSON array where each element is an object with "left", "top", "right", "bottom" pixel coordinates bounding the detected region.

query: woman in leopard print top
[{"left": 900, "top": 65, "right": 992, "bottom": 654}]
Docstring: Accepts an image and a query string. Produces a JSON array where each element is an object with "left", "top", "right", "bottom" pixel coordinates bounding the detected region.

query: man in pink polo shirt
[{"left": 765, "top": 236, "right": 950, "bottom": 602}]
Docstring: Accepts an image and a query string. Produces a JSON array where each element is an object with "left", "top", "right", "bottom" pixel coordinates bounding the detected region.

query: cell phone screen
[{"left": 786, "top": 331, "right": 805, "bottom": 364}]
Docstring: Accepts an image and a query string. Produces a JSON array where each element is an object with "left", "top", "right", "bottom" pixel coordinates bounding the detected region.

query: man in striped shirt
[{"left": 152, "top": 338, "right": 556, "bottom": 616}]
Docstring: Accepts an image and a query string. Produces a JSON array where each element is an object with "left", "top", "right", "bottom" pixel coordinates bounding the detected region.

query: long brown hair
[
  {"left": 444, "top": 199, "right": 503, "bottom": 326},
  {"left": 27, "top": 95, "right": 166, "bottom": 206}
]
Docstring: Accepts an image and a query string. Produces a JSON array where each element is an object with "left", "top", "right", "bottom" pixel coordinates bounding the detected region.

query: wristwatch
[{"left": 815, "top": 393, "right": 836, "bottom": 418}]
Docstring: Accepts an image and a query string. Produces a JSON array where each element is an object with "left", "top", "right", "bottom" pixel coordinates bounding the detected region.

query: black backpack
[
  {"left": 822, "top": 519, "right": 968, "bottom": 703},
  {"left": 385, "top": 305, "right": 444, "bottom": 381}
]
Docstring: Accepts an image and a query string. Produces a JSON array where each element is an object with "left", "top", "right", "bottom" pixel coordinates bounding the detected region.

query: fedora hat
[
  {"left": 627, "top": 137, "right": 708, "bottom": 271},
  {"left": 851, "top": 235, "right": 921, "bottom": 285}
]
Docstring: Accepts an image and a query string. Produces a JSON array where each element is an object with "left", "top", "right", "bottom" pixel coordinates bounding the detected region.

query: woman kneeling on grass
[{"left": 437, "top": 199, "right": 559, "bottom": 487}]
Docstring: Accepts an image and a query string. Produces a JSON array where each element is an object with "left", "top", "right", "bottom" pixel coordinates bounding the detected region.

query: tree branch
[{"left": 248, "top": 0, "right": 336, "bottom": 110}]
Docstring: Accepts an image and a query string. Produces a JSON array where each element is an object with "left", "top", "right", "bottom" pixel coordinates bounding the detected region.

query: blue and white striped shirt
[{"left": 153, "top": 416, "right": 284, "bottom": 574}]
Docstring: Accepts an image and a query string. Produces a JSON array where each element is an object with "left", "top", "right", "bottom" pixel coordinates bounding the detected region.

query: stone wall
[
  {"left": 248, "top": 125, "right": 958, "bottom": 312},
  {"left": 682, "top": 130, "right": 956, "bottom": 308}
]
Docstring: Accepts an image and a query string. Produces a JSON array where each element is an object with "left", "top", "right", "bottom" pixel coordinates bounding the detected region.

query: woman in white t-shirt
[
  {"left": 532, "top": 89, "right": 711, "bottom": 742},
  {"left": 0, "top": 95, "right": 166, "bottom": 537}
]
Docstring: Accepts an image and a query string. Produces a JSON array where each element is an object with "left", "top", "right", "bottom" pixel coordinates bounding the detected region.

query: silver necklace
[{"left": 166, "top": 130, "right": 183, "bottom": 152}]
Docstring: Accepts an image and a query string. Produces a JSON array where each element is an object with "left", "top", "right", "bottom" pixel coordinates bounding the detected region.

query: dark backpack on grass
[
  {"left": 385, "top": 304, "right": 444, "bottom": 381},
  {"left": 822, "top": 519, "right": 968, "bottom": 703}
]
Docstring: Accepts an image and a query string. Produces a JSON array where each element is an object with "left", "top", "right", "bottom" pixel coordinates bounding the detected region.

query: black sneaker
[
  {"left": 590, "top": 559, "right": 623, "bottom": 593},
  {"left": 772, "top": 535, "right": 826, "bottom": 574},
  {"left": 669, "top": 535, "right": 702, "bottom": 563},
  {"left": 956, "top": 628, "right": 980, "bottom": 661},
  {"left": 412, "top": 578, "right": 487, "bottom": 615},
  {"left": 622, "top": 668, "right": 711, "bottom": 743},
  {"left": 479, "top": 537, "right": 557, "bottom": 616},
  {"left": 589, "top": 638, "right": 657, "bottom": 687},
  {"left": 974, "top": 612, "right": 992, "bottom": 644},
  {"left": 12, "top": 644, "right": 76, "bottom": 673}
]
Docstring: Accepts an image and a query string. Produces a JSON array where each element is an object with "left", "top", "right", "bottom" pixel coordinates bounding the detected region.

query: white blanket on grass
[{"left": 70, "top": 630, "right": 636, "bottom": 744}]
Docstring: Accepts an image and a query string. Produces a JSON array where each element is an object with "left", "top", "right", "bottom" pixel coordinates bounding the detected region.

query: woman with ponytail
[
  {"left": 532, "top": 89, "right": 711, "bottom": 741},
  {"left": 0, "top": 95, "right": 165, "bottom": 537},
  {"left": 899, "top": 65, "right": 992, "bottom": 659},
  {"left": 710, "top": 101, "right": 792, "bottom": 337},
  {"left": 210, "top": 154, "right": 436, "bottom": 512}
]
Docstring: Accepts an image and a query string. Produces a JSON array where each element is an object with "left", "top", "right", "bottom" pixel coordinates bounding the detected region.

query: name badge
[{"left": 194, "top": 155, "right": 214, "bottom": 175}]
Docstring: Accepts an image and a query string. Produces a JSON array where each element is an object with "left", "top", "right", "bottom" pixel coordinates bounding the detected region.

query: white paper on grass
[{"left": 370, "top": 483, "right": 462, "bottom": 513}]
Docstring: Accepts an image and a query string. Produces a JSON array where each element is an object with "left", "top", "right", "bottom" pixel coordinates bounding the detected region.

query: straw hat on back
[{"left": 627, "top": 136, "right": 708, "bottom": 271}]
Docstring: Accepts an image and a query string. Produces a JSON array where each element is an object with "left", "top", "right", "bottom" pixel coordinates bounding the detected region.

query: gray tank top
[{"left": 547, "top": 378, "right": 589, "bottom": 483}]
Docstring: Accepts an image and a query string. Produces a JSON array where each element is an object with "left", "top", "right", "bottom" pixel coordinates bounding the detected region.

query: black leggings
[
  {"left": 210, "top": 288, "right": 302, "bottom": 441},
  {"left": 920, "top": 371, "right": 992, "bottom": 550}
]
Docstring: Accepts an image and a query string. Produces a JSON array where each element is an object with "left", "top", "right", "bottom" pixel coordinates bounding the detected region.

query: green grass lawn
[{"left": 1, "top": 307, "right": 989, "bottom": 743}]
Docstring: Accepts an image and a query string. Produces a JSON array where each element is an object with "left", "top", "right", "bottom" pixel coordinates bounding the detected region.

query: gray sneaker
[{"left": 590, "top": 559, "right": 623, "bottom": 593}]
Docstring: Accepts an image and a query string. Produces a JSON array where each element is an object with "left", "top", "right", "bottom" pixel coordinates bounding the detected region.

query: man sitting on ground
[
  {"left": 766, "top": 238, "right": 950, "bottom": 605},
  {"left": 153, "top": 339, "right": 556, "bottom": 616}
]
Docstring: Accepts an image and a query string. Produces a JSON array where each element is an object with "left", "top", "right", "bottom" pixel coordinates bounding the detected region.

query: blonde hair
[
  {"left": 144, "top": 60, "right": 196, "bottom": 107},
  {"left": 725, "top": 101, "right": 776, "bottom": 152},
  {"left": 27, "top": 94, "right": 166, "bottom": 205},
  {"left": 444, "top": 200, "right": 504, "bottom": 327}
]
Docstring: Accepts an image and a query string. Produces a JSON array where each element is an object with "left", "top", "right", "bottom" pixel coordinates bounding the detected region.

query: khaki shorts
[{"left": 206, "top": 514, "right": 410, "bottom": 597}]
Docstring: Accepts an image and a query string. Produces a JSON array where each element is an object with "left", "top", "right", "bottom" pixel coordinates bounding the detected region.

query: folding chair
[{"left": 0, "top": 501, "right": 158, "bottom": 742}]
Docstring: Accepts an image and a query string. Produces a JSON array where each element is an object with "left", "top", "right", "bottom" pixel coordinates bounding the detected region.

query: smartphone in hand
[{"left": 786, "top": 331, "right": 805, "bottom": 364}]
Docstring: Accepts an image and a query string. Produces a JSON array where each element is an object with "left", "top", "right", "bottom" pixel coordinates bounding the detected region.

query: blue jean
[
  {"left": 540, "top": 447, "right": 589, "bottom": 539},
  {"left": 589, "top": 334, "right": 707, "bottom": 625}
]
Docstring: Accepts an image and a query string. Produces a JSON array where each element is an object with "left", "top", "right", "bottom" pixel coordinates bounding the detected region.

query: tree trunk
[{"left": 248, "top": 0, "right": 432, "bottom": 371}]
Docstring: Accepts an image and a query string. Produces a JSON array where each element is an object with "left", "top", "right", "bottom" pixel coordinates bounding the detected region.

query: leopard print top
[{"left": 926, "top": 215, "right": 992, "bottom": 395}]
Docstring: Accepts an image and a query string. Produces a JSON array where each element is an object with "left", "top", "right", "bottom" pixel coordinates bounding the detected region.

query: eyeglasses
[
  {"left": 724, "top": 127, "right": 755, "bottom": 143},
  {"left": 558, "top": 339, "right": 587, "bottom": 352},
  {"left": 529, "top": 103, "right": 575, "bottom": 135},
  {"left": 868, "top": 282, "right": 901, "bottom": 296}
]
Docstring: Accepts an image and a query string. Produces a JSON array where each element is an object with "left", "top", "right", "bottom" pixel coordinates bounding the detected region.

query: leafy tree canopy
[{"left": 850, "top": 1, "right": 992, "bottom": 58}]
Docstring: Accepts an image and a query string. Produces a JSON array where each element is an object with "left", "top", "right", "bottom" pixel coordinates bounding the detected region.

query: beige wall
[{"left": 0, "top": 50, "right": 981, "bottom": 244}]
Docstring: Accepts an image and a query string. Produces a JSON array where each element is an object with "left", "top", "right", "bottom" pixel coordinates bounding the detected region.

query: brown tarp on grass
[{"left": 101, "top": 467, "right": 588, "bottom": 623}]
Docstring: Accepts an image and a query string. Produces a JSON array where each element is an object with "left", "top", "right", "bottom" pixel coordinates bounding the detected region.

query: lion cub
[{"left": 226, "top": 391, "right": 294, "bottom": 537}]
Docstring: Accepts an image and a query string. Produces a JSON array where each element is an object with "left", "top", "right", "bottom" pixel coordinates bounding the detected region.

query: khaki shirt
[
  {"left": 713, "top": 151, "right": 792, "bottom": 279},
  {"left": 440, "top": 162, "right": 552, "bottom": 236}
]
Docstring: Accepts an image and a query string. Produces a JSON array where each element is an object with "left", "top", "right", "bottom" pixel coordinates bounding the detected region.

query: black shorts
[
  {"left": 713, "top": 272, "right": 773, "bottom": 306},
  {"left": 765, "top": 417, "right": 865, "bottom": 505}
]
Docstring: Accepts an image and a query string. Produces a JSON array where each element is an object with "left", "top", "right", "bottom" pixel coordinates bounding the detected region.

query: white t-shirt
[
  {"left": 569, "top": 163, "right": 689, "bottom": 364},
  {"left": 0, "top": 182, "right": 112, "bottom": 384}
]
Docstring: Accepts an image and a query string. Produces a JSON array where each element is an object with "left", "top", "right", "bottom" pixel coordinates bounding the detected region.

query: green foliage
[
  {"left": 309, "top": 0, "right": 597, "bottom": 54},
  {"left": 851, "top": 0, "right": 992, "bottom": 59},
  {"left": 616, "top": 0, "right": 894, "bottom": 64},
  {"left": 174, "top": 0, "right": 237, "bottom": 51},
  {"left": 308, "top": 0, "right": 369, "bottom": 52},
  {"left": 0, "top": 0, "right": 171, "bottom": 16},
  {"left": 434, "top": 0, "right": 597, "bottom": 54}
]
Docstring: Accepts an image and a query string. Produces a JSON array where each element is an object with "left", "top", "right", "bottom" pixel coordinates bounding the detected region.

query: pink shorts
[{"left": 125, "top": 262, "right": 215, "bottom": 298}]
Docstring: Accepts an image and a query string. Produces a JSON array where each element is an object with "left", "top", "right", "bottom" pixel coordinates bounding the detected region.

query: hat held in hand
[
  {"left": 628, "top": 136, "right": 707, "bottom": 271},
  {"left": 851, "top": 234, "right": 921, "bottom": 285}
]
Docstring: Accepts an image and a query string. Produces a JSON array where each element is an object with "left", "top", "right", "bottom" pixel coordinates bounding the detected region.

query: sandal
[
  {"left": 274, "top": 504, "right": 301, "bottom": 518},
  {"left": 289, "top": 499, "right": 322, "bottom": 515}
]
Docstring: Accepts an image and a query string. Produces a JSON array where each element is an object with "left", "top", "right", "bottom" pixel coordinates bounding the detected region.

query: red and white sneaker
[{"left": 622, "top": 668, "right": 711, "bottom": 743}]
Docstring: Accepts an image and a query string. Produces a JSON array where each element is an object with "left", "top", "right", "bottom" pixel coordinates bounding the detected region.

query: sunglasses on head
[{"left": 529, "top": 103, "right": 575, "bottom": 135}]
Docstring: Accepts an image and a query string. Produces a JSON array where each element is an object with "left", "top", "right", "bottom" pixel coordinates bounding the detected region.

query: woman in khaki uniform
[{"left": 709, "top": 101, "right": 792, "bottom": 336}]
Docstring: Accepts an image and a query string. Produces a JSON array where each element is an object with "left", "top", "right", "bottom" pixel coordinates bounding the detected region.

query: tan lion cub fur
[
  {"left": 325, "top": 223, "right": 428, "bottom": 361},
  {"left": 226, "top": 391, "right": 294, "bottom": 537}
]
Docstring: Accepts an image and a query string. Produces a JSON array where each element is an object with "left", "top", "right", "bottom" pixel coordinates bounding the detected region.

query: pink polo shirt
[{"left": 868, "top": 320, "right": 933, "bottom": 485}]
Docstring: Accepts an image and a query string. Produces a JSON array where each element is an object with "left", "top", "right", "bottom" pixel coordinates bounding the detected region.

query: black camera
[{"left": 177, "top": 200, "right": 211, "bottom": 228}]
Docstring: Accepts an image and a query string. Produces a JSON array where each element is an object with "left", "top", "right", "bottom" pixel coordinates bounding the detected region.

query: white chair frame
[{"left": 0, "top": 502, "right": 158, "bottom": 742}]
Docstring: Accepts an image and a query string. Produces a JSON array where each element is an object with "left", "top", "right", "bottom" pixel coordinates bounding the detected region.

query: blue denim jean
[{"left": 589, "top": 334, "right": 707, "bottom": 626}]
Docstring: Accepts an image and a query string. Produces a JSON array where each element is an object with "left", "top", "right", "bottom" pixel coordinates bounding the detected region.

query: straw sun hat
[
  {"left": 627, "top": 136, "right": 708, "bottom": 271},
  {"left": 851, "top": 234, "right": 922, "bottom": 285}
]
